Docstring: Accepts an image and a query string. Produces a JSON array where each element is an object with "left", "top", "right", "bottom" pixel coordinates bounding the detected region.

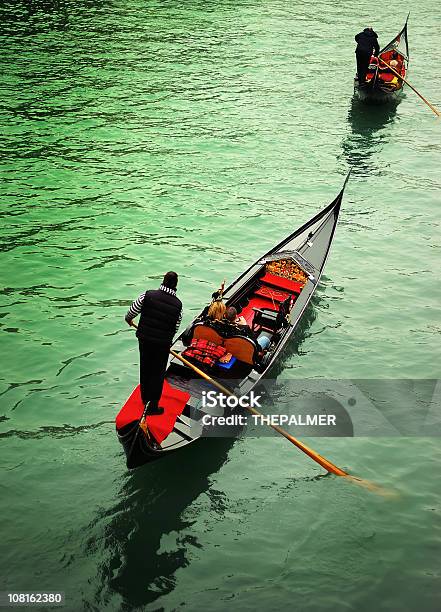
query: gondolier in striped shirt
[{"left": 125, "top": 271, "right": 182, "bottom": 415}]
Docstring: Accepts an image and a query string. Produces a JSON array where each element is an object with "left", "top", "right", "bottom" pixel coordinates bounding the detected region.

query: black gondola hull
[
  {"left": 116, "top": 174, "right": 350, "bottom": 469},
  {"left": 353, "top": 79, "right": 405, "bottom": 103},
  {"left": 117, "top": 421, "right": 169, "bottom": 468}
]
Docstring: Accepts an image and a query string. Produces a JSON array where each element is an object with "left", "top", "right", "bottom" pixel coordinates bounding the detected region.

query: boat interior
[
  {"left": 117, "top": 252, "right": 319, "bottom": 456},
  {"left": 167, "top": 255, "right": 310, "bottom": 384},
  {"left": 366, "top": 50, "right": 406, "bottom": 89},
  {"left": 153, "top": 255, "right": 313, "bottom": 452}
]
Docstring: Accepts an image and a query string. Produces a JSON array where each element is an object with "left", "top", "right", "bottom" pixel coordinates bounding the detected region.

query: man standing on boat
[
  {"left": 125, "top": 271, "right": 182, "bottom": 415},
  {"left": 355, "top": 27, "right": 380, "bottom": 85}
]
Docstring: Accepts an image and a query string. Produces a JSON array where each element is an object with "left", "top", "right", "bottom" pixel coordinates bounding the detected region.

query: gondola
[
  {"left": 116, "top": 175, "right": 350, "bottom": 469},
  {"left": 354, "top": 16, "right": 409, "bottom": 103}
]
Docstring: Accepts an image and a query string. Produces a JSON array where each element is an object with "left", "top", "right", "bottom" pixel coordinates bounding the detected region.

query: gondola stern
[{"left": 117, "top": 420, "right": 161, "bottom": 469}]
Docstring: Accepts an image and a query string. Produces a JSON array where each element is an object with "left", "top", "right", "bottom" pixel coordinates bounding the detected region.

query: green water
[{"left": 1, "top": 1, "right": 440, "bottom": 610}]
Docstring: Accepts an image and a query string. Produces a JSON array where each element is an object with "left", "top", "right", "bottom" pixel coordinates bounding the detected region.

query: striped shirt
[{"left": 125, "top": 285, "right": 182, "bottom": 332}]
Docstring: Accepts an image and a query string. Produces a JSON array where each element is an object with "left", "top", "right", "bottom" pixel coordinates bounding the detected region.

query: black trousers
[
  {"left": 138, "top": 339, "right": 169, "bottom": 406},
  {"left": 356, "top": 50, "right": 371, "bottom": 85}
]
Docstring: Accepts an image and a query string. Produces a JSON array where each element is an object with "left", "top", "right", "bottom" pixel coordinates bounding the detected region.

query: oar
[
  {"left": 171, "top": 350, "right": 346, "bottom": 474},
  {"left": 170, "top": 350, "right": 394, "bottom": 496},
  {"left": 128, "top": 321, "right": 391, "bottom": 494},
  {"left": 378, "top": 58, "right": 440, "bottom": 117}
]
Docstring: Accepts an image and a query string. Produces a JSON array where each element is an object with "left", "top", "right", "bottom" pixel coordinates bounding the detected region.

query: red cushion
[
  {"left": 379, "top": 73, "right": 395, "bottom": 82},
  {"left": 115, "top": 380, "right": 190, "bottom": 444},
  {"left": 260, "top": 272, "right": 304, "bottom": 294}
]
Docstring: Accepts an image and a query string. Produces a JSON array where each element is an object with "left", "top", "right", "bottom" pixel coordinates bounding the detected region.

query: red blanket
[{"left": 116, "top": 380, "right": 190, "bottom": 444}]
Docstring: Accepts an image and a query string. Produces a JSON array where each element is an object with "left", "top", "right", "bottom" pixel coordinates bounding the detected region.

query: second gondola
[{"left": 354, "top": 16, "right": 409, "bottom": 103}]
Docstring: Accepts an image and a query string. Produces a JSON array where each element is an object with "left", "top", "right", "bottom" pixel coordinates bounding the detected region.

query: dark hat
[{"left": 163, "top": 271, "right": 178, "bottom": 290}]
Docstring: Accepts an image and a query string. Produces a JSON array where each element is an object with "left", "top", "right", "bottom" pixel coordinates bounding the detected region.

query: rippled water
[{"left": 1, "top": 1, "right": 440, "bottom": 610}]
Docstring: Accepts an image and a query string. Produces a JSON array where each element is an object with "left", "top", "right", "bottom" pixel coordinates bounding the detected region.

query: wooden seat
[
  {"left": 190, "top": 324, "right": 260, "bottom": 367},
  {"left": 223, "top": 336, "right": 259, "bottom": 366},
  {"left": 192, "top": 323, "right": 223, "bottom": 346}
]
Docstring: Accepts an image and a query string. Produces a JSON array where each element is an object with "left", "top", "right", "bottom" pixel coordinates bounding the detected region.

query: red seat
[
  {"left": 260, "top": 272, "right": 304, "bottom": 294},
  {"left": 379, "top": 73, "right": 395, "bottom": 82},
  {"left": 255, "top": 286, "right": 291, "bottom": 303},
  {"left": 240, "top": 296, "right": 277, "bottom": 325}
]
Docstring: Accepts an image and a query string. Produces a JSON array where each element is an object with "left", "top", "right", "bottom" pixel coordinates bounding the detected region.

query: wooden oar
[
  {"left": 129, "top": 321, "right": 392, "bottom": 494},
  {"left": 171, "top": 349, "right": 346, "bottom": 474},
  {"left": 170, "top": 349, "right": 394, "bottom": 495},
  {"left": 378, "top": 58, "right": 440, "bottom": 117}
]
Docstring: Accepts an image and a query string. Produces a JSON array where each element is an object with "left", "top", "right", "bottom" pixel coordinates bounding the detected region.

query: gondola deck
[{"left": 116, "top": 175, "right": 350, "bottom": 469}]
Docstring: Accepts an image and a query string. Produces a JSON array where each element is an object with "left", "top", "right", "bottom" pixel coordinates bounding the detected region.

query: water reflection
[
  {"left": 340, "top": 97, "right": 399, "bottom": 176},
  {"left": 91, "top": 438, "right": 233, "bottom": 609},
  {"left": 96, "top": 293, "right": 333, "bottom": 611}
]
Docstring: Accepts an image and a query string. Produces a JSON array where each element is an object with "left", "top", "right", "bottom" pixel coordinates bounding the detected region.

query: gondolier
[
  {"left": 355, "top": 27, "right": 380, "bottom": 85},
  {"left": 125, "top": 271, "right": 182, "bottom": 415}
]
